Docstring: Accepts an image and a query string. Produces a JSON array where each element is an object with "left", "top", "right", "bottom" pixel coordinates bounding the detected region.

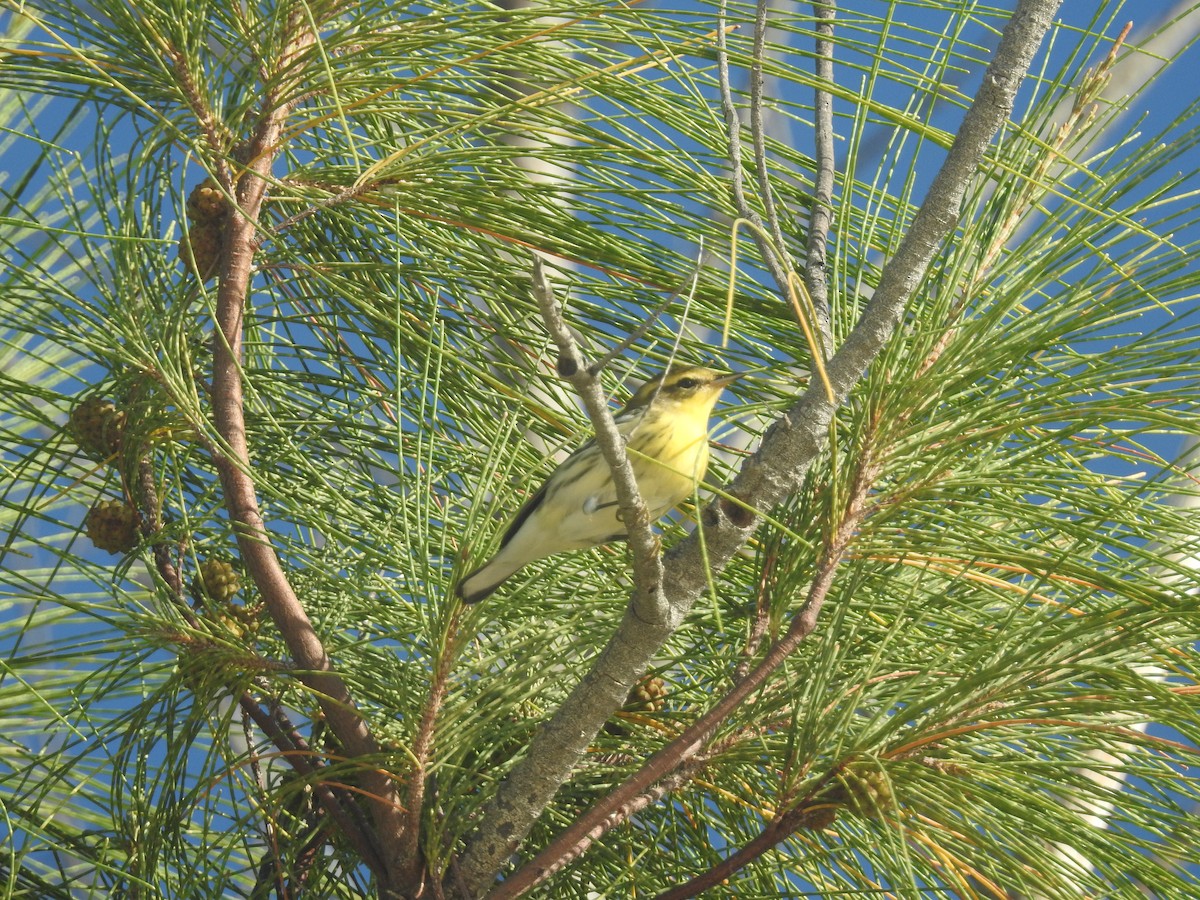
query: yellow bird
[{"left": 457, "top": 365, "right": 742, "bottom": 604}]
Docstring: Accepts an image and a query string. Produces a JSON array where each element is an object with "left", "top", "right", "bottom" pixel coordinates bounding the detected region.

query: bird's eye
[{"left": 675, "top": 377, "right": 700, "bottom": 390}]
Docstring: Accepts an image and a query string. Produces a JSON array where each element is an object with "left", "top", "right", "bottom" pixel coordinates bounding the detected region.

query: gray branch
[
  {"left": 806, "top": 1, "right": 837, "bottom": 344},
  {"left": 454, "top": 259, "right": 672, "bottom": 892},
  {"left": 453, "top": 0, "right": 1062, "bottom": 895}
]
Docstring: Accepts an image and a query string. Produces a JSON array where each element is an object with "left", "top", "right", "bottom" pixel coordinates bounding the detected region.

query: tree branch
[
  {"left": 716, "top": 0, "right": 793, "bottom": 300},
  {"left": 455, "top": 256, "right": 672, "bottom": 892},
  {"left": 494, "top": 509, "right": 852, "bottom": 900},
  {"left": 456, "top": 0, "right": 1061, "bottom": 893},
  {"left": 806, "top": 1, "right": 837, "bottom": 342},
  {"left": 530, "top": 256, "right": 666, "bottom": 619},
  {"left": 205, "top": 4, "right": 405, "bottom": 890},
  {"left": 397, "top": 611, "right": 462, "bottom": 892},
  {"left": 495, "top": 417, "right": 881, "bottom": 898},
  {"left": 131, "top": 419, "right": 383, "bottom": 872}
]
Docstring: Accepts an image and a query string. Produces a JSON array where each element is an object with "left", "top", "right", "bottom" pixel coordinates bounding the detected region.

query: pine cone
[
  {"left": 192, "top": 558, "right": 241, "bottom": 604},
  {"left": 68, "top": 396, "right": 126, "bottom": 460},
  {"left": 836, "top": 763, "right": 895, "bottom": 820},
  {"left": 178, "top": 217, "right": 223, "bottom": 280},
  {"left": 186, "top": 178, "right": 228, "bottom": 223},
  {"left": 623, "top": 675, "right": 667, "bottom": 714},
  {"left": 85, "top": 500, "right": 139, "bottom": 554}
]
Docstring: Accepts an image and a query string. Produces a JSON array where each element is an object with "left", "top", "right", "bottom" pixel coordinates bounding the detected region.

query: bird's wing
[
  {"left": 500, "top": 479, "right": 549, "bottom": 547},
  {"left": 499, "top": 408, "right": 645, "bottom": 547},
  {"left": 498, "top": 436, "right": 600, "bottom": 547}
]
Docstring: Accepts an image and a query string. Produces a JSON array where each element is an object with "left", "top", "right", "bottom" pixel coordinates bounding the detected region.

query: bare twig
[
  {"left": 529, "top": 255, "right": 667, "bottom": 617},
  {"left": 750, "top": 0, "right": 788, "bottom": 274},
  {"left": 588, "top": 249, "right": 706, "bottom": 376},
  {"left": 716, "top": 0, "right": 793, "bottom": 305},
  {"left": 135, "top": 459, "right": 384, "bottom": 871},
  {"left": 649, "top": 454, "right": 879, "bottom": 900},
  {"left": 657, "top": 770, "right": 848, "bottom": 900},
  {"left": 128, "top": 406, "right": 383, "bottom": 869},
  {"left": 806, "top": 2, "right": 837, "bottom": 344},
  {"left": 455, "top": 0, "right": 1062, "bottom": 894}
]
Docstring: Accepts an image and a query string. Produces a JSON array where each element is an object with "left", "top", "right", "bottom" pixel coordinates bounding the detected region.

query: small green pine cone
[
  {"left": 68, "top": 396, "right": 126, "bottom": 460},
  {"left": 85, "top": 500, "right": 140, "bottom": 555},
  {"left": 837, "top": 762, "right": 895, "bottom": 820},
  {"left": 193, "top": 558, "right": 241, "bottom": 604}
]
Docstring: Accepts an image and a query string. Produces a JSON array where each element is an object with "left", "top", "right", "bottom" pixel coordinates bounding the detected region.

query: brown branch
[
  {"left": 127, "top": 409, "right": 382, "bottom": 866},
  {"left": 649, "top": 457, "right": 881, "bottom": 900},
  {"left": 134, "top": 456, "right": 184, "bottom": 598},
  {"left": 134, "top": 449, "right": 384, "bottom": 872},
  {"left": 491, "top": 507, "right": 857, "bottom": 900},
  {"left": 654, "top": 770, "right": 844, "bottom": 900},
  {"left": 205, "top": 4, "right": 404, "bottom": 891},
  {"left": 242, "top": 693, "right": 387, "bottom": 876},
  {"left": 734, "top": 525, "right": 780, "bottom": 682},
  {"left": 397, "top": 610, "right": 462, "bottom": 893}
]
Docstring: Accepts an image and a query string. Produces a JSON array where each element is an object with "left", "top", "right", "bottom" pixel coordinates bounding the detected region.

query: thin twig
[
  {"left": 131, "top": 416, "right": 383, "bottom": 867},
  {"left": 136, "top": 461, "right": 384, "bottom": 871},
  {"left": 716, "top": 0, "right": 793, "bottom": 304},
  {"left": 587, "top": 247, "right": 706, "bottom": 376},
  {"left": 530, "top": 255, "right": 666, "bottom": 618},
  {"left": 750, "top": 0, "right": 788, "bottom": 271},
  {"left": 398, "top": 610, "right": 462, "bottom": 892},
  {"left": 735, "top": 526, "right": 780, "bottom": 681},
  {"left": 135, "top": 457, "right": 184, "bottom": 598},
  {"left": 657, "top": 767, "right": 849, "bottom": 900},
  {"left": 806, "top": 1, "right": 837, "bottom": 345},
  {"left": 651, "top": 449, "right": 880, "bottom": 900},
  {"left": 717, "top": 3, "right": 752, "bottom": 221},
  {"left": 241, "top": 691, "right": 387, "bottom": 875}
]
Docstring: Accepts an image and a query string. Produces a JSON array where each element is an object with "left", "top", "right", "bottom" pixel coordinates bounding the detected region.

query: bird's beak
[{"left": 712, "top": 371, "right": 747, "bottom": 388}]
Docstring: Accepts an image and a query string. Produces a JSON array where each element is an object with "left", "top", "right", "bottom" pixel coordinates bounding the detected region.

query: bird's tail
[{"left": 456, "top": 554, "right": 525, "bottom": 604}]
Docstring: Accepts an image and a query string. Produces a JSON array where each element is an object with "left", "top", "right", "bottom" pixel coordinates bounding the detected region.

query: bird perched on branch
[{"left": 457, "top": 364, "right": 742, "bottom": 604}]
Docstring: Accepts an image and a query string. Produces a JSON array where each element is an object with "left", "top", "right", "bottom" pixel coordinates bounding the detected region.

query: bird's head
[{"left": 624, "top": 365, "right": 744, "bottom": 413}]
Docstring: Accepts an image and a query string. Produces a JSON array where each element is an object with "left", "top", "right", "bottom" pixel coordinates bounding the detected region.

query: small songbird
[{"left": 456, "top": 364, "right": 742, "bottom": 604}]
